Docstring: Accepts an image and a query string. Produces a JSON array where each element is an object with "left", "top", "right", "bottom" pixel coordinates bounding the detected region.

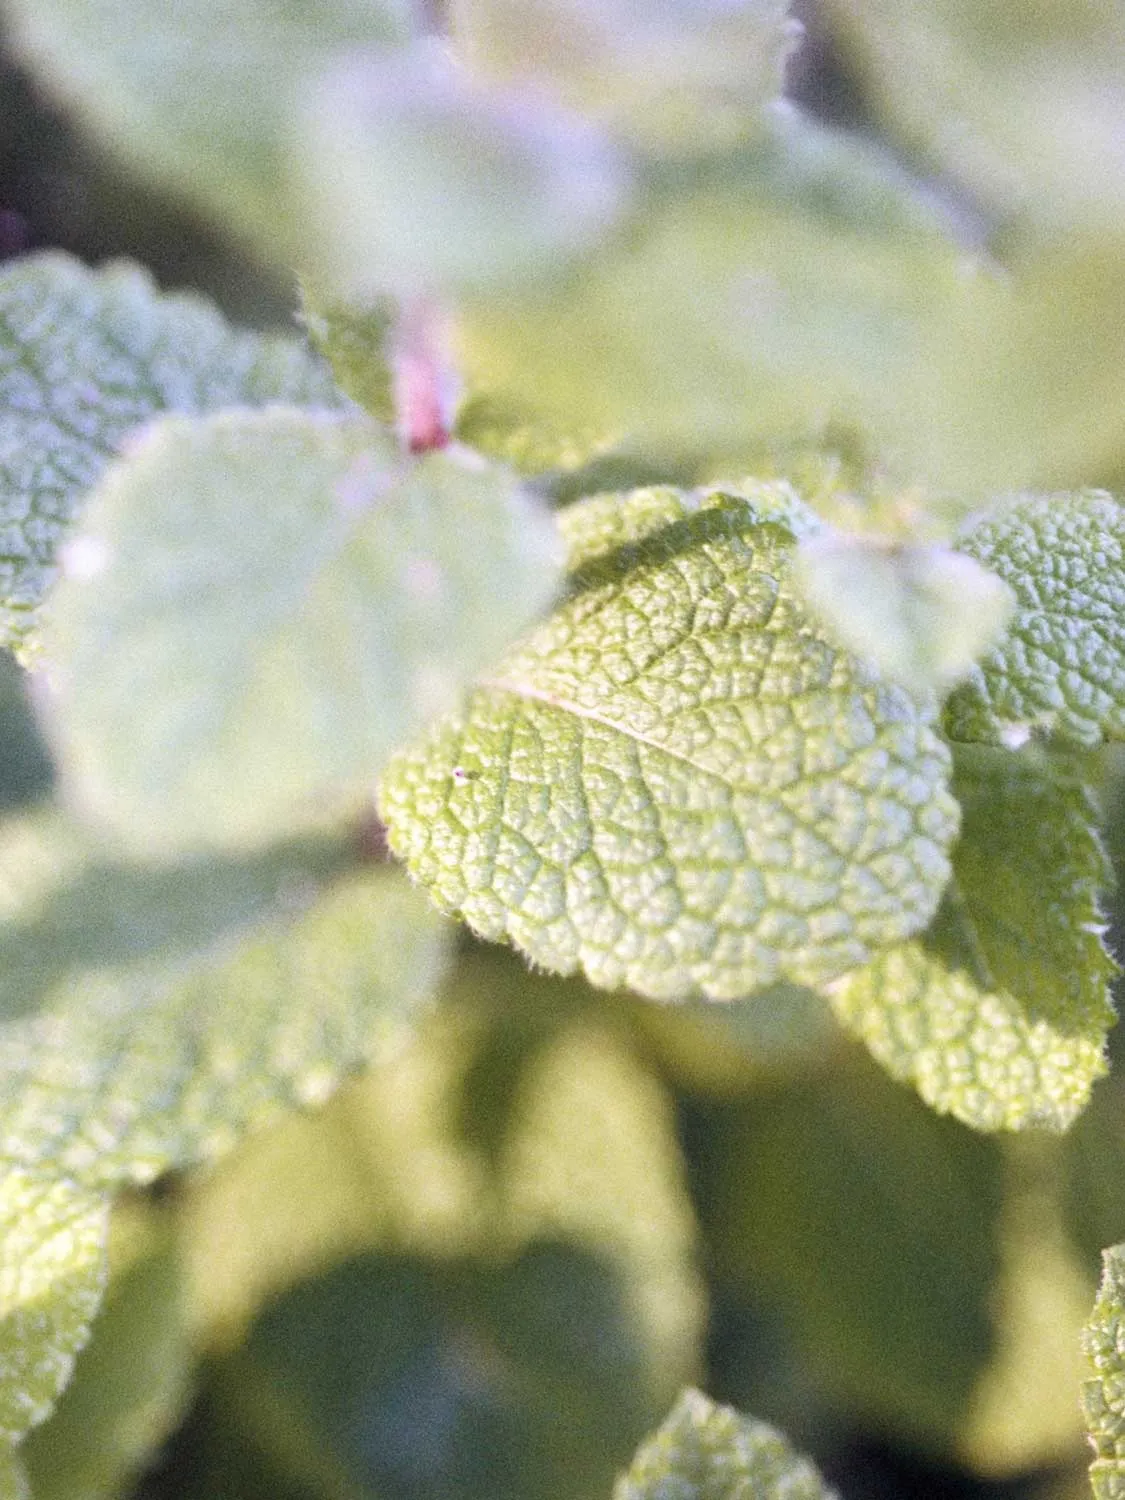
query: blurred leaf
[
  {"left": 381, "top": 484, "right": 958, "bottom": 1000},
  {"left": 1083, "top": 1242, "right": 1125, "bottom": 1499},
  {"left": 454, "top": 391, "right": 614, "bottom": 478},
  {"left": 0, "top": 254, "right": 344, "bottom": 653},
  {"left": 3, "top": 0, "right": 413, "bottom": 258},
  {"left": 827, "top": 747, "right": 1117, "bottom": 1132},
  {"left": 0, "top": 866, "right": 450, "bottom": 1187},
  {"left": 0, "top": 813, "right": 358, "bottom": 1023},
  {"left": 299, "top": 282, "right": 395, "bottom": 427},
  {"left": 614, "top": 1387, "right": 835, "bottom": 1500},
  {"left": 0, "top": 1449, "right": 29, "bottom": 1499},
  {"left": 692, "top": 1048, "right": 1003, "bottom": 1450},
  {"left": 45, "top": 408, "right": 559, "bottom": 856},
  {"left": 794, "top": 534, "right": 1014, "bottom": 694},
  {"left": 820, "top": 0, "right": 1125, "bottom": 235},
  {"left": 946, "top": 492, "right": 1125, "bottom": 749},
  {"left": 292, "top": 43, "right": 632, "bottom": 300},
  {"left": 0, "top": 1169, "right": 108, "bottom": 1443},
  {"left": 0, "top": 654, "right": 53, "bottom": 814},
  {"left": 20, "top": 1222, "right": 192, "bottom": 1500},
  {"left": 451, "top": 0, "right": 797, "bottom": 156}
]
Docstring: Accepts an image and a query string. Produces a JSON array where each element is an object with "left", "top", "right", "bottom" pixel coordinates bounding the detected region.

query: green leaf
[
  {"left": 298, "top": 280, "right": 394, "bottom": 426},
  {"left": 0, "top": 813, "right": 359, "bottom": 1023},
  {"left": 3, "top": 0, "right": 413, "bottom": 258},
  {"left": 0, "top": 653, "right": 54, "bottom": 815},
  {"left": 20, "top": 1219, "right": 191, "bottom": 1500},
  {"left": 44, "top": 407, "right": 559, "bottom": 856},
  {"left": 451, "top": 0, "right": 797, "bottom": 156},
  {"left": 380, "top": 484, "right": 959, "bottom": 1001},
  {"left": 0, "top": 1448, "right": 29, "bottom": 1499},
  {"left": 0, "top": 1169, "right": 108, "bottom": 1443},
  {"left": 0, "top": 254, "right": 344, "bottom": 652},
  {"left": 945, "top": 492, "right": 1125, "bottom": 749},
  {"left": 794, "top": 534, "right": 1014, "bottom": 694},
  {"left": 0, "top": 866, "right": 450, "bottom": 1187},
  {"left": 292, "top": 42, "right": 632, "bottom": 299},
  {"left": 1083, "top": 1243, "right": 1125, "bottom": 1499},
  {"left": 614, "top": 1388, "right": 835, "bottom": 1500},
  {"left": 827, "top": 747, "right": 1117, "bottom": 1133}
]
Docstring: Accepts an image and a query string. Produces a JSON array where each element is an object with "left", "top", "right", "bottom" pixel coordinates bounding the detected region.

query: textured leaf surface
[
  {"left": 614, "top": 1388, "right": 835, "bottom": 1500},
  {"left": 828, "top": 747, "right": 1116, "bottom": 1133},
  {"left": 45, "top": 407, "right": 559, "bottom": 855},
  {"left": 381, "top": 485, "right": 959, "bottom": 1001},
  {"left": 0, "top": 1170, "right": 108, "bottom": 1443},
  {"left": 946, "top": 492, "right": 1125, "bottom": 749},
  {"left": 0, "top": 254, "right": 343, "bottom": 651},
  {"left": 0, "top": 813, "right": 358, "bottom": 1023},
  {"left": 3, "top": 0, "right": 413, "bottom": 257},
  {"left": 1083, "top": 1243, "right": 1125, "bottom": 1499},
  {"left": 0, "top": 866, "right": 450, "bottom": 1187}
]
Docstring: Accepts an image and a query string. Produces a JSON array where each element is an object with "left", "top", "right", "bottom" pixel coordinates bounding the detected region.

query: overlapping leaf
[
  {"left": 828, "top": 748, "right": 1116, "bottom": 1132},
  {"left": 3, "top": 0, "right": 413, "bottom": 258},
  {"left": 0, "top": 254, "right": 344, "bottom": 651},
  {"left": 381, "top": 483, "right": 959, "bottom": 1001},
  {"left": 45, "top": 407, "right": 559, "bottom": 855},
  {"left": 1083, "top": 1243, "right": 1125, "bottom": 1499},
  {"left": 614, "top": 1388, "right": 835, "bottom": 1500},
  {"left": 946, "top": 492, "right": 1125, "bottom": 749}
]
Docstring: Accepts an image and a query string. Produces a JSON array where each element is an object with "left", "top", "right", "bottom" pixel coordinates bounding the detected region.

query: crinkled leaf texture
[
  {"left": 0, "top": 1170, "right": 108, "bottom": 1446},
  {"left": 0, "top": 254, "right": 343, "bottom": 651},
  {"left": 1083, "top": 1243, "right": 1125, "bottom": 1499},
  {"left": 44, "top": 407, "right": 559, "bottom": 856},
  {"left": 946, "top": 492, "right": 1125, "bottom": 749},
  {"left": 828, "top": 747, "right": 1117, "bottom": 1132},
  {"left": 3, "top": 0, "right": 413, "bottom": 259},
  {"left": 615, "top": 1388, "right": 835, "bottom": 1500},
  {"left": 381, "top": 483, "right": 959, "bottom": 1001}
]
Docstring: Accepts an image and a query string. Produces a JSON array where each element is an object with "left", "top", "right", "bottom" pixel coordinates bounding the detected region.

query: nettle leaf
[
  {"left": 44, "top": 407, "right": 559, "bottom": 856},
  {"left": 945, "top": 492, "right": 1125, "bottom": 749},
  {"left": 828, "top": 746, "right": 1117, "bottom": 1132},
  {"left": 451, "top": 0, "right": 797, "bottom": 157},
  {"left": 0, "top": 866, "right": 450, "bottom": 1187},
  {"left": 1083, "top": 1243, "right": 1125, "bottom": 1500},
  {"left": 615, "top": 1389, "right": 835, "bottom": 1500},
  {"left": 381, "top": 484, "right": 959, "bottom": 1001},
  {"left": 3, "top": 0, "right": 413, "bottom": 258},
  {"left": 298, "top": 280, "right": 394, "bottom": 426},
  {"left": 0, "top": 254, "right": 344, "bottom": 651},
  {"left": 0, "top": 1169, "right": 108, "bottom": 1444}
]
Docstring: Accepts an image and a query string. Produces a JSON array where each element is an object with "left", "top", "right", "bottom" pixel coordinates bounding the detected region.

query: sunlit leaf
[{"left": 1083, "top": 1242, "right": 1125, "bottom": 1499}]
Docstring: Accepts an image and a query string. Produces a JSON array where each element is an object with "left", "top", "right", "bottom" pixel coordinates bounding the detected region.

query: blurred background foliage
[{"left": 3, "top": 3, "right": 1125, "bottom": 1498}]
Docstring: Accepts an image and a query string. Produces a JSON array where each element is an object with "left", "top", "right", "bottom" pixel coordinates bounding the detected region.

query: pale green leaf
[
  {"left": 1083, "top": 1242, "right": 1125, "bottom": 1499},
  {"left": 44, "top": 407, "right": 559, "bottom": 856},
  {"left": 21, "top": 1226, "right": 191, "bottom": 1500},
  {"left": 0, "top": 867, "right": 450, "bottom": 1187},
  {"left": 794, "top": 534, "right": 1014, "bottom": 694},
  {"left": 3, "top": 0, "right": 413, "bottom": 258},
  {"left": 0, "top": 254, "right": 344, "bottom": 652},
  {"left": 0, "top": 1170, "right": 108, "bottom": 1443},
  {"left": 380, "top": 484, "right": 959, "bottom": 1001},
  {"left": 292, "top": 42, "right": 632, "bottom": 300},
  {"left": 452, "top": 0, "right": 797, "bottom": 156},
  {"left": 945, "top": 492, "right": 1125, "bottom": 749},
  {"left": 0, "top": 812, "right": 358, "bottom": 1023},
  {"left": 827, "top": 747, "right": 1117, "bottom": 1132},
  {"left": 298, "top": 280, "right": 394, "bottom": 426},
  {"left": 0, "top": 1448, "right": 28, "bottom": 1499},
  {"left": 614, "top": 1388, "right": 835, "bottom": 1500}
]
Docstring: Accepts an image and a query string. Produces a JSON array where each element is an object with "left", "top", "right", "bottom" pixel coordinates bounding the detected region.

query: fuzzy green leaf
[
  {"left": 3, "top": 1, "right": 413, "bottom": 258},
  {"left": 827, "top": 747, "right": 1117, "bottom": 1132},
  {"left": 381, "top": 484, "right": 959, "bottom": 1001},
  {"left": 0, "top": 255, "right": 344, "bottom": 652},
  {"left": 945, "top": 492, "right": 1125, "bottom": 749},
  {"left": 44, "top": 407, "right": 559, "bottom": 856},
  {"left": 1083, "top": 1243, "right": 1125, "bottom": 1499},
  {"left": 0, "top": 867, "right": 450, "bottom": 1188},
  {"left": 615, "top": 1388, "right": 835, "bottom": 1500},
  {"left": 452, "top": 0, "right": 796, "bottom": 156},
  {"left": 298, "top": 281, "right": 394, "bottom": 426},
  {"left": 0, "top": 1170, "right": 108, "bottom": 1444}
]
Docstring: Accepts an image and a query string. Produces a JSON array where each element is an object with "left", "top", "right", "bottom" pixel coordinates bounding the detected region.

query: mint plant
[{"left": 1, "top": 1, "right": 1125, "bottom": 1497}]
